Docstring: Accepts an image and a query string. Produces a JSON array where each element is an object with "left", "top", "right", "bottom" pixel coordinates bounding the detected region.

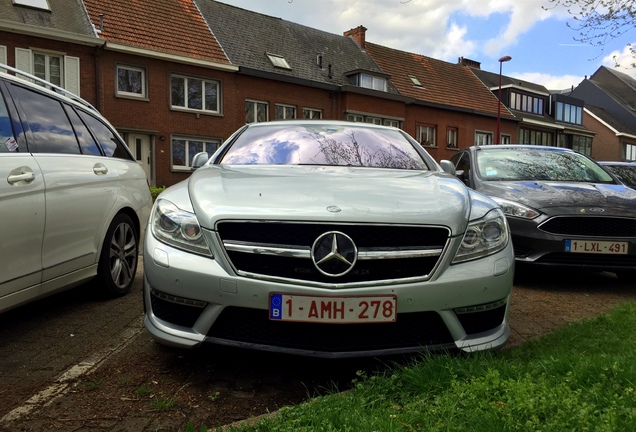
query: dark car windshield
[
  {"left": 476, "top": 148, "right": 615, "bottom": 183},
  {"left": 602, "top": 164, "right": 636, "bottom": 187},
  {"left": 219, "top": 123, "right": 429, "bottom": 170}
]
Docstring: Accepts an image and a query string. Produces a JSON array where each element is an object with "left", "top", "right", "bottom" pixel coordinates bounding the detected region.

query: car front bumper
[{"left": 143, "top": 230, "right": 515, "bottom": 358}]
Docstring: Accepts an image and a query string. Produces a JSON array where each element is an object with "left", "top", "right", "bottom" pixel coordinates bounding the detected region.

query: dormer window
[
  {"left": 12, "top": 0, "right": 50, "bottom": 10},
  {"left": 349, "top": 73, "right": 387, "bottom": 92},
  {"left": 267, "top": 53, "right": 291, "bottom": 70}
]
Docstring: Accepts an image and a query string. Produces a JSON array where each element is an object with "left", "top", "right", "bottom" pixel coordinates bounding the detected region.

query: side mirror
[
  {"left": 191, "top": 152, "right": 210, "bottom": 170},
  {"left": 439, "top": 160, "right": 456, "bottom": 176}
]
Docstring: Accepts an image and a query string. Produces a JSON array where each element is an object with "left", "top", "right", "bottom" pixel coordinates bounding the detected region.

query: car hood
[
  {"left": 479, "top": 181, "right": 636, "bottom": 215},
  {"left": 186, "top": 165, "right": 472, "bottom": 232}
]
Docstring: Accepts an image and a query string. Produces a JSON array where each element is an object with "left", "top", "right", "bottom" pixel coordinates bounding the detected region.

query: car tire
[{"left": 97, "top": 213, "right": 139, "bottom": 297}]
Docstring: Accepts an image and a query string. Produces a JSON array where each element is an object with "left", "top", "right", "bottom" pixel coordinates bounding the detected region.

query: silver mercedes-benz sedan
[{"left": 143, "top": 121, "right": 514, "bottom": 358}]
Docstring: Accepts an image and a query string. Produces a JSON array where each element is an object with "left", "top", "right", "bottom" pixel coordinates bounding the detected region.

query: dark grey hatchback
[{"left": 449, "top": 145, "right": 636, "bottom": 281}]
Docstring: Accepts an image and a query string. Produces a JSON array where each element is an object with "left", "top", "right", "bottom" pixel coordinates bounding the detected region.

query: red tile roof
[
  {"left": 365, "top": 42, "right": 510, "bottom": 118},
  {"left": 83, "top": 0, "right": 229, "bottom": 64}
]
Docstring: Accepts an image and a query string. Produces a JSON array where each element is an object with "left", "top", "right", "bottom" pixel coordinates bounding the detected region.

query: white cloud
[
  {"left": 510, "top": 72, "right": 584, "bottom": 91},
  {"left": 602, "top": 44, "right": 636, "bottom": 79}
]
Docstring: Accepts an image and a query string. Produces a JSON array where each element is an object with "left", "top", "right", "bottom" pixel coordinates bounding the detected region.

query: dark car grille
[
  {"left": 534, "top": 252, "right": 636, "bottom": 268},
  {"left": 207, "top": 307, "right": 455, "bottom": 353},
  {"left": 216, "top": 221, "right": 450, "bottom": 284},
  {"left": 150, "top": 291, "right": 205, "bottom": 328},
  {"left": 456, "top": 304, "right": 507, "bottom": 335},
  {"left": 539, "top": 216, "right": 636, "bottom": 238}
]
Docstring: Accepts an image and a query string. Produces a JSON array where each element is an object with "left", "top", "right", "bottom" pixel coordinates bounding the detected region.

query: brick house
[
  {"left": 570, "top": 66, "right": 636, "bottom": 161},
  {"left": 345, "top": 26, "right": 517, "bottom": 162}
]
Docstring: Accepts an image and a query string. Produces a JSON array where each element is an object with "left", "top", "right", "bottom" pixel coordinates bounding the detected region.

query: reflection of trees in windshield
[
  {"left": 221, "top": 125, "right": 427, "bottom": 170},
  {"left": 477, "top": 150, "right": 614, "bottom": 183},
  {"left": 604, "top": 165, "right": 636, "bottom": 187},
  {"left": 312, "top": 131, "right": 424, "bottom": 169}
]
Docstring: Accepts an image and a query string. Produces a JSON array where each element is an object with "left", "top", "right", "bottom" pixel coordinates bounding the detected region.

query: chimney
[
  {"left": 344, "top": 25, "right": 367, "bottom": 49},
  {"left": 458, "top": 57, "right": 481, "bottom": 69}
]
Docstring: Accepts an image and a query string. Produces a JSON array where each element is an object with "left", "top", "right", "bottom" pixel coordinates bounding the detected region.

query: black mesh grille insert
[
  {"left": 539, "top": 217, "right": 636, "bottom": 237},
  {"left": 456, "top": 304, "right": 507, "bottom": 335},
  {"left": 150, "top": 292, "right": 204, "bottom": 328},
  {"left": 217, "top": 222, "right": 449, "bottom": 283},
  {"left": 207, "top": 307, "right": 454, "bottom": 353},
  {"left": 535, "top": 252, "right": 636, "bottom": 268}
]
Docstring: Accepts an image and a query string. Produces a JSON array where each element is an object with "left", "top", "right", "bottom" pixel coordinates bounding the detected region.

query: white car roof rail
[{"left": 0, "top": 63, "right": 98, "bottom": 112}]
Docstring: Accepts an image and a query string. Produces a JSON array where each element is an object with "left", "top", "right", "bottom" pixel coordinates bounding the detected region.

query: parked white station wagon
[{"left": 0, "top": 65, "right": 152, "bottom": 313}]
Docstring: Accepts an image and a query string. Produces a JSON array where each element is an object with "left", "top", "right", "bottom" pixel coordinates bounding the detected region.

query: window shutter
[
  {"left": 15, "top": 48, "right": 32, "bottom": 74},
  {"left": 0, "top": 46, "right": 6, "bottom": 73},
  {"left": 64, "top": 55, "right": 80, "bottom": 96}
]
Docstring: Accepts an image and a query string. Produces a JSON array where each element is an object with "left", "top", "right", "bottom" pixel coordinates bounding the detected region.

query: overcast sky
[{"left": 216, "top": 0, "right": 636, "bottom": 91}]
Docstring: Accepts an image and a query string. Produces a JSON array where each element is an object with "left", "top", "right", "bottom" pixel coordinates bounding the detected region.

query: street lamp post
[{"left": 496, "top": 55, "right": 512, "bottom": 144}]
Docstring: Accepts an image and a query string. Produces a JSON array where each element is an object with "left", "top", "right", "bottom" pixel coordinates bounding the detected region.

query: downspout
[{"left": 94, "top": 44, "right": 103, "bottom": 112}]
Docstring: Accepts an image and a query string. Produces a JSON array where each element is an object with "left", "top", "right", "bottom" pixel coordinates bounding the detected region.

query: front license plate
[
  {"left": 269, "top": 294, "right": 397, "bottom": 323},
  {"left": 565, "top": 240, "right": 628, "bottom": 255}
]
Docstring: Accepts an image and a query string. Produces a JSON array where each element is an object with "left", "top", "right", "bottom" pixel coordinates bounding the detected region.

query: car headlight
[
  {"left": 151, "top": 199, "right": 212, "bottom": 257},
  {"left": 491, "top": 197, "right": 541, "bottom": 219},
  {"left": 453, "top": 208, "right": 509, "bottom": 263}
]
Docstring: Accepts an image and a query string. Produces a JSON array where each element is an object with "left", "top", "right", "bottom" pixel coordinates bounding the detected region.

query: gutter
[{"left": 0, "top": 21, "right": 105, "bottom": 46}]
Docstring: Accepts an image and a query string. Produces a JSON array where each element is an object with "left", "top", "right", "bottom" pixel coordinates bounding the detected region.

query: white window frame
[
  {"left": 500, "top": 134, "right": 511, "bottom": 145},
  {"left": 346, "top": 114, "right": 364, "bottom": 122},
  {"left": 170, "top": 74, "right": 220, "bottom": 114},
  {"left": 384, "top": 119, "right": 400, "bottom": 128},
  {"left": 246, "top": 100, "right": 268, "bottom": 123},
  {"left": 275, "top": 104, "right": 297, "bottom": 120},
  {"left": 303, "top": 108, "right": 322, "bottom": 119},
  {"left": 171, "top": 136, "right": 221, "bottom": 171},
  {"left": 475, "top": 131, "right": 493, "bottom": 146},
  {"left": 624, "top": 143, "right": 636, "bottom": 161},
  {"left": 12, "top": 0, "right": 50, "bottom": 10},
  {"left": 358, "top": 73, "right": 387, "bottom": 92},
  {"left": 266, "top": 53, "right": 291, "bottom": 70},
  {"left": 0, "top": 46, "right": 6, "bottom": 73},
  {"left": 116, "top": 64, "right": 147, "bottom": 98},
  {"left": 365, "top": 117, "right": 383, "bottom": 125},
  {"left": 447, "top": 127, "right": 458, "bottom": 149},
  {"left": 417, "top": 125, "right": 437, "bottom": 147},
  {"left": 14, "top": 48, "right": 80, "bottom": 95}
]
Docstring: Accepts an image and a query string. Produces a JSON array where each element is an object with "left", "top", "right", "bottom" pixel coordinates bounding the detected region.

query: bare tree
[{"left": 545, "top": 0, "right": 636, "bottom": 65}]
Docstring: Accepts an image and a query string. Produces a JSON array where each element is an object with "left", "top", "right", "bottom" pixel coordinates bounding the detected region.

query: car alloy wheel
[{"left": 98, "top": 213, "right": 138, "bottom": 296}]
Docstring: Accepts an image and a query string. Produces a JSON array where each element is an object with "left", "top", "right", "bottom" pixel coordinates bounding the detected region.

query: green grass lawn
[{"left": 190, "top": 301, "right": 636, "bottom": 432}]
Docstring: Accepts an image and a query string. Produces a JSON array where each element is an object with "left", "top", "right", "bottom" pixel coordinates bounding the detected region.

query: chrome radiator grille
[{"left": 216, "top": 221, "right": 450, "bottom": 285}]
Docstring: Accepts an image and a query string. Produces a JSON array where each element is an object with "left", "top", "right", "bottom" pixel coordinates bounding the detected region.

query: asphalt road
[{"left": 0, "top": 261, "right": 634, "bottom": 431}]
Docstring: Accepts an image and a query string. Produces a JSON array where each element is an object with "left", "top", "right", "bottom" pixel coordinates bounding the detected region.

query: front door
[{"left": 127, "top": 134, "right": 151, "bottom": 182}]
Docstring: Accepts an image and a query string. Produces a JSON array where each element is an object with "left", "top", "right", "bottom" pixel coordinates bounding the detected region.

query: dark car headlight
[
  {"left": 151, "top": 199, "right": 212, "bottom": 257},
  {"left": 453, "top": 208, "right": 509, "bottom": 263},
  {"left": 491, "top": 197, "right": 541, "bottom": 219}
]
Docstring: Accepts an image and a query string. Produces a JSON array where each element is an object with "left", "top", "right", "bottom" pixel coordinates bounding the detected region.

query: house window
[
  {"left": 475, "top": 131, "right": 493, "bottom": 145},
  {"left": 351, "top": 73, "right": 387, "bottom": 91},
  {"left": 275, "top": 104, "right": 296, "bottom": 120},
  {"left": 267, "top": 53, "right": 291, "bottom": 70},
  {"left": 520, "top": 128, "right": 553, "bottom": 146},
  {"left": 417, "top": 125, "right": 437, "bottom": 147},
  {"left": 172, "top": 136, "right": 221, "bottom": 170},
  {"left": 510, "top": 91, "right": 544, "bottom": 115},
  {"left": 15, "top": 48, "right": 80, "bottom": 95},
  {"left": 408, "top": 75, "right": 423, "bottom": 87},
  {"left": 447, "top": 127, "right": 458, "bottom": 148},
  {"left": 246, "top": 100, "right": 268, "bottom": 123},
  {"left": 346, "top": 114, "right": 364, "bottom": 122},
  {"left": 171, "top": 74, "right": 219, "bottom": 113},
  {"left": 12, "top": 0, "right": 50, "bottom": 10},
  {"left": 0, "top": 46, "right": 6, "bottom": 71},
  {"left": 384, "top": 119, "right": 400, "bottom": 128},
  {"left": 625, "top": 143, "right": 636, "bottom": 161},
  {"left": 555, "top": 102, "right": 583, "bottom": 125},
  {"left": 303, "top": 108, "right": 322, "bottom": 119},
  {"left": 365, "top": 117, "right": 383, "bottom": 125},
  {"left": 33, "top": 52, "right": 62, "bottom": 87},
  {"left": 572, "top": 135, "right": 592, "bottom": 156},
  {"left": 500, "top": 134, "right": 511, "bottom": 145},
  {"left": 117, "top": 65, "right": 146, "bottom": 98}
]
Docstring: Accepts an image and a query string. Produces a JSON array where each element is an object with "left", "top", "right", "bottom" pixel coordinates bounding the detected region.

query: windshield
[
  {"left": 219, "top": 123, "right": 429, "bottom": 170},
  {"left": 476, "top": 148, "right": 615, "bottom": 183},
  {"left": 603, "top": 164, "right": 636, "bottom": 187}
]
